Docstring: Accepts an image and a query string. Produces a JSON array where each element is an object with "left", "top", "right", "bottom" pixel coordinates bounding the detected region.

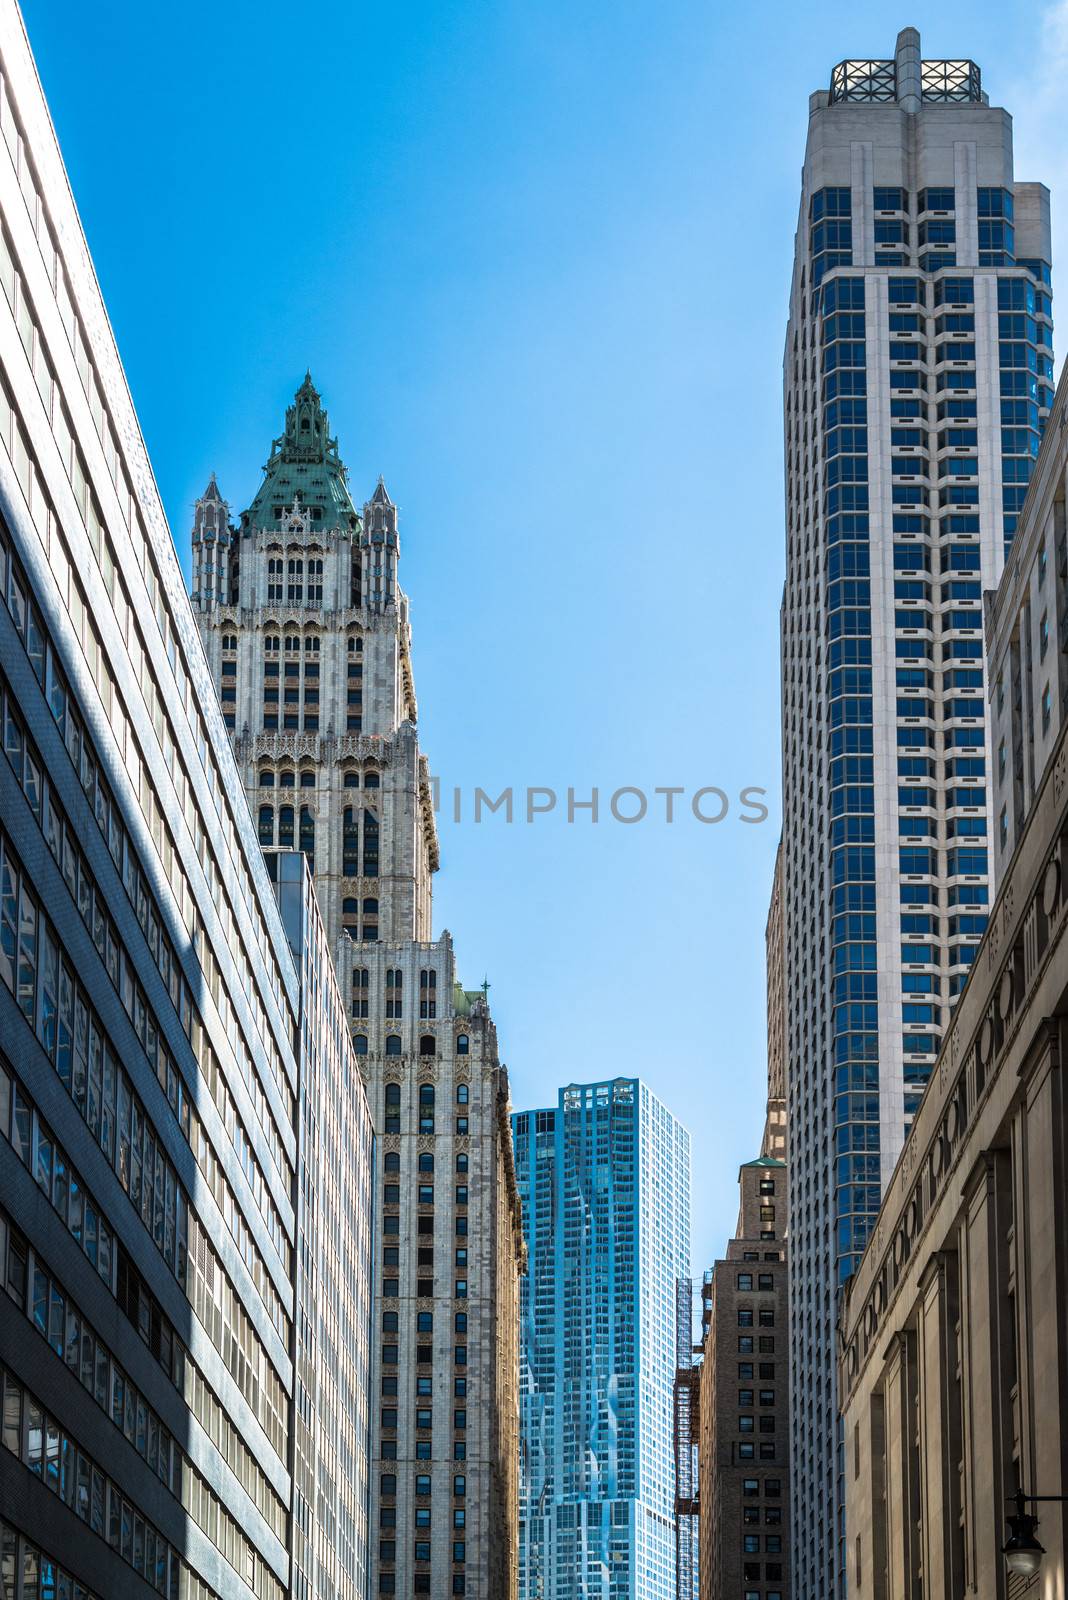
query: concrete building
[
  {"left": 192, "top": 378, "right": 525, "bottom": 1600},
  {"left": 513, "top": 1079, "right": 691, "bottom": 1600},
  {"left": 696, "top": 1154, "right": 789, "bottom": 1600},
  {"left": 275, "top": 852, "right": 375, "bottom": 1600},
  {"left": 839, "top": 348, "right": 1068, "bottom": 1600},
  {"left": 0, "top": 6, "right": 376, "bottom": 1599},
  {"left": 779, "top": 30, "right": 1053, "bottom": 1594}
]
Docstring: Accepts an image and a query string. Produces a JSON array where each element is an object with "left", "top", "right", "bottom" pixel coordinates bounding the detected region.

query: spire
[
  {"left": 371, "top": 476, "right": 394, "bottom": 507},
  {"left": 241, "top": 375, "right": 362, "bottom": 536},
  {"left": 201, "top": 471, "right": 222, "bottom": 502}
]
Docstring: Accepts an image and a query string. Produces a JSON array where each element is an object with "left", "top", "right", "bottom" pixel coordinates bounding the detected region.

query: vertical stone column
[
  {"left": 916, "top": 1250, "right": 965, "bottom": 1600},
  {"left": 1014, "top": 1021, "right": 1068, "bottom": 1580},
  {"left": 959, "top": 1149, "right": 1015, "bottom": 1593},
  {"left": 895, "top": 28, "right": 922, "bottom": 113}
]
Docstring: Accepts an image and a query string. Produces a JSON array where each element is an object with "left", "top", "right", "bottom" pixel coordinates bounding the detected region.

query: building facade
[
  {"left": 696, "top": 1155, "right": 790, "bottom": 1600},
  {"left": 275, "top": 851, "right": 375, "bottom": 1600},
  {"left": 764, "top": 843, "right": 787, "bottom": 1162},
  {"left": 988, "top": 360, "right": 1068, "bottom": 871},
  {"left": 779, "top": 30, "right": 1053, "bottom": 1595},
  {"left": 513, "top": 1078, "right": 691, "bottom": 1600},
  {"left": 840, "top": 371, "right": 1068, "bottom": 1585},
  {"left": 0, "top": 5, "right": 334, "bottom": 1597},
  {"left": 192, "top": 380, "right": 524, "bottom": 1600}
]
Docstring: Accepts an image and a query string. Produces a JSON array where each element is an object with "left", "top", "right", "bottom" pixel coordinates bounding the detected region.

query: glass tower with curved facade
[{"left": 513, "top": 1079, "right": 691, "bottom": 1600}]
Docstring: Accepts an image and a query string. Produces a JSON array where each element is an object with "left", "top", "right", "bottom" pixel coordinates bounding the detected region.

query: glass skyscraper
[
  {"left": 779, "top": 29, "right": 1053, "bottom": 1598},
  {"left": 513, "top": 1079, "right": 691, "bottom": 1600},
  {"left": 0, "top": 7, "right": 374, "bottom": 1599}
]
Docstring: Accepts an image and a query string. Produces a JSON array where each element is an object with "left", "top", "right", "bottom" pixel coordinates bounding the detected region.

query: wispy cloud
[{"left": 1009, "top": 0, "right": 1068, "bottom": 371}]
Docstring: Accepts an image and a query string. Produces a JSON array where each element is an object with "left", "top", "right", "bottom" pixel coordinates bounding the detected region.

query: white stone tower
[{"left": 192, "top": 375, "right": 524, "bottom": 1599}]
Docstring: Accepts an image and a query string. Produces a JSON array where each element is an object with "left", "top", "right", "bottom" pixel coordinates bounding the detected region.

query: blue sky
[{"left": 21, "top": 0, "right": 1067, "bottom": 1272}]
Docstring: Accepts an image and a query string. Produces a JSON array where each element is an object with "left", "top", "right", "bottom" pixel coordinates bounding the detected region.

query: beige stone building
[
  {"left": 191, "top": 377, "right": 524, "bottom": 1599},
  {"left": 840, "top": 363, "right": 1068, "bottom": 1599}
]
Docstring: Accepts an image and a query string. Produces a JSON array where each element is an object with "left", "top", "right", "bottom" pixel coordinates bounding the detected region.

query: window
[
  {"left": 385, "top": 1035, "right": 402, "bottom": 1057},
  {"left": 456, "top": 1034, "right": 469, "bottom": 1055},
  {"left": 353, "top": 967, "right": 369, "bottom": 1018},
  {"left": 419, "top": 1084, "right": 435, "bottom": 1133},
  {"left": 420, "top": 969, "right": 437, "bottom": 1018},
  {"left": 386, "top": 968, "right": 402, "bottom": 1019},
  {"left": 419, "top": 1035, "right": 436, "bottom": 1057},
  {"left": 737, "top": 1273, "right": 753, "bottom": 1290}
]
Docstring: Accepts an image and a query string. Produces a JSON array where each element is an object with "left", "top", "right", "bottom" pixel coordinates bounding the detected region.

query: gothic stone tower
[{"left": 192, "top": 376, "right": 523, "bottom": 1600}]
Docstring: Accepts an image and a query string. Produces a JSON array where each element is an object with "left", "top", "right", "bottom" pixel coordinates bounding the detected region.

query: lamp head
[{"left": 1003, "top": 1502, "right": 1044, "bottom": 1578}]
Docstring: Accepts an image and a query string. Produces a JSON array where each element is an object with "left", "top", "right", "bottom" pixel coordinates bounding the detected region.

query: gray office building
[{"left": 0, "top": 5, "right": 373, "bottom": 1599}]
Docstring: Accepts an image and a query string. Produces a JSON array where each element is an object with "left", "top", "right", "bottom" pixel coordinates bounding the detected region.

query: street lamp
[{"left": 1002, "top": 1488, "right": 1068, "bottom": 1579}]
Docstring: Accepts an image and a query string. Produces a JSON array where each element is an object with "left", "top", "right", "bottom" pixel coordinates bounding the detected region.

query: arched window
[
  {"left": 455, "top": 1153, "right": 468, "bottom": 1173},
  {"left": 280, "top": 769, "right": 295, "bottom": 788},
  {"left": 363, "top": 809, "right": 379, "bottom": 876},
  {"left": 418, "top": 1153, "right": 434, "bottom": 1174},
  {"left": 278, "top": 806, "right": 294, "bottom": 848},
  {"left": 364, "top": 769, "right": 380, "bottom": 790},
  {"left": 267, "top": 559, "right": 283, "bottom": 604},
  {"left": 385, "top": 1035, "right": 402, "bottom": 1057},
  {"left": 418, "top": 1084, "right": 435, "bottom": 1134},
  {"left": 456, "top": 1083, "right": 469, "bottom": 1105},
  {"left": 299, "top": 769, "right": 315, "bottom": 788},
  {"left": 286, "top": 558, "right": 304, "bottom": 605},
  {"left": 259, "top": 769, "right": 275, "bottom": 787},
  {"left": 385, "top": 1083, "right": 401, "bottom": 1107},
  {"left": 344, "top": 770, "right": 360, "bottom": 789},
  {"left": 363, "top": 898, "right": 379, "bottom": 941},
  {"left": 353, "top": 1033, "right": 368, "bottom": 1055},
  {"left": 307, "top": 557, "right": 323, "bottom": 608},
  {"left": 456, "top": 1034, "right": 469, "bottom": 1056},
  {"left": 352, "top": 967, "right": 369, "bottom": 1019},
  {"left": 258, "top": 805, "right": 273, "bottom": 846},
  {"left": 419, "top": 1035, "right": 436, "bottom": 1057},
  {"left": 343, "top": 807, "right": 359, "bottom": 876},
  {"left": 384, "top": 1151, "right": 400, "bottom": 1173},
  {"left": 342, "top": 897, "right": 359, "bottom": 935},
  {"left": 386, "top": 969, "right": 403, "bottom": 1020}
]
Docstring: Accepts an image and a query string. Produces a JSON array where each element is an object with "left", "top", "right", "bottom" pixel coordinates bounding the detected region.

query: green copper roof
[
  {"left": 241, "top": 374, "right": 361, "bottom": 536},
  {"left": 740, "top": 1155, "right": 786, "bottom": 1169}
]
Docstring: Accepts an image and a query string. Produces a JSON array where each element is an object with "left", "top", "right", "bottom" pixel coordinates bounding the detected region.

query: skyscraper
[
  {"left": 192, "top": 379, "right": 525, "bottom": 1599},
  {"left": 513, "top": 1078, "right": 691, "bottom": 1600},
  {"left": 695, "top": 1151, "right": 789, "bottom": 1600},
  {"left": 0, "top": 4, "right": 373, "bottom": 1596},
  {"left": 780, "top": 29, "right": 1053, "bottom": 1596}
]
